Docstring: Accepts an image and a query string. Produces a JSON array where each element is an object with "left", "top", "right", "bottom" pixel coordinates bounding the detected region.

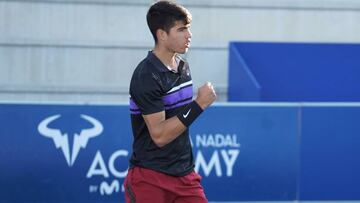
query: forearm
[
  {"left": 143, "top": 101, "right": 204, "bottom": 147},
  {"left": 150, "top": 116, "right": 187, "bottom": 147}
]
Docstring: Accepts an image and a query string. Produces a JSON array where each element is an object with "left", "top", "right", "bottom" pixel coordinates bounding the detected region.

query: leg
[
  {"left": 173, "top": 172, "right": 208, "bottom": 203},
  {"left": 124, "top": 167, "right": 175, "bottom": 203},
  {"left": 125, "top": 179, "right": 168, "bottom": 203}
]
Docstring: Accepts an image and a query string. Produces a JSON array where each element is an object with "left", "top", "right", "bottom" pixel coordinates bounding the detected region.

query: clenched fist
[{"left": 195, "top": 82, "right": 217, "bottom": 110}]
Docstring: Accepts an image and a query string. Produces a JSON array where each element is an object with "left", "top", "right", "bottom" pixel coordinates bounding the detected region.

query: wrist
[
  {"left": 177, "top": 101, "right": 203, "bottom": 127},
  {"left": 194, "top": 98, "right": 206, "bottom": 110}
]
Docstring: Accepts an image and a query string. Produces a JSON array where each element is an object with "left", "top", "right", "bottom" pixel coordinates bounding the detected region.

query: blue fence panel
[
  {"left": 299, "top": 106, "right": 360, "bottom": 200},
  {"left": 192, "top": 105, "right": 299, "bottom": 201},
  {"left": 1, "top": 103, "right": 360, "bottom": 201},
  {"left": 228, "top": 42, "right": 360, "bottom": 102},
  {"left": 0, "top": 103, "right": 299, "bottom": 202},
  {"left": 0, "top": 104, "right": 131, "bottom": 202},
  {"left": 228, "top": 43, "right": 261, "bottom": 101}
]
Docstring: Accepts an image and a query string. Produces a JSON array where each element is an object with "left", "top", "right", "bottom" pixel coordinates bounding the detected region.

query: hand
[{"left": 195, "top": 82, "right": 217, "bottom": 110}]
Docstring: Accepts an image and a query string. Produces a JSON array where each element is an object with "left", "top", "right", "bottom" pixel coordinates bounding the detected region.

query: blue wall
[
  {"left": 300, "top": 106, "right": 360, "bottom": 200},
  {"left": 0, "top": 103, "right": 359, "bottom": 202},
  {"left": 228, "top": 42, "right": 360, "bottom": 102}
]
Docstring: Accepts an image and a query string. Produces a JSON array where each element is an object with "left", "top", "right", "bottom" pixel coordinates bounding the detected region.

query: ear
[{"left": 156, "top": 29, "right": 167, "bottom": 42}]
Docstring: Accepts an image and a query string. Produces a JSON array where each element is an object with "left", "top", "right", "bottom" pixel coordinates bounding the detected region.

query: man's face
[{"left": 164, "top": 20, "right": 192, "bottom": 54}]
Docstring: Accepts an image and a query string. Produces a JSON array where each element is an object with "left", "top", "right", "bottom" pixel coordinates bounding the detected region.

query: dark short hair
[{"left": 146, "top": 1, "right": 192, "bottom": 43}]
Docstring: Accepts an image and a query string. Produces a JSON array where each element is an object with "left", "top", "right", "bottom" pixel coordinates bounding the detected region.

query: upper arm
[
  {"left": 130, "top": 73, "right": 167, "bottom": 145},
  {"left": 142, "top": 111, "right": 166, "bottom": 140},
  {"left": 130, "top": 72, "right": 186, "bottom": 147},
  {"left": 130, "top": 73, "right": 164, "bottom": 115}
]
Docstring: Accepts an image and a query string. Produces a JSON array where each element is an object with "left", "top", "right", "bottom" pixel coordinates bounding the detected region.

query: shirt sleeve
[{"left": 130, "top": 73, "right": 164, "bottom": 115}]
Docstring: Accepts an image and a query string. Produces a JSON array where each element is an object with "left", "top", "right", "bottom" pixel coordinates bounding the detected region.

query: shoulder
[
  {"left": 131, "top": 57, "right": 160, "bottom": 85},
  {"left": 130, "top": 58, "right": 162, "bottom": 94},
  {"left": 133, "top": 57, "right": 156, "bottom": 77}
]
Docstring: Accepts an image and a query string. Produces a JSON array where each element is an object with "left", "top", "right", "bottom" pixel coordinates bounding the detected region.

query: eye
[{"left": 179, "top": 27, "right": 190, "bottom": 32}]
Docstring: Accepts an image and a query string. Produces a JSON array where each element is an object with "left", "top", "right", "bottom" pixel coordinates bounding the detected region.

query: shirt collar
[{"left": 147, "top": 51, "right": 184, "bottom": 73}]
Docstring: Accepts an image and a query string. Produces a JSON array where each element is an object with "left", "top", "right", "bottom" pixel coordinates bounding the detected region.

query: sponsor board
[{"left": 0, "top": 104, "right": 298, "bottom": 202}]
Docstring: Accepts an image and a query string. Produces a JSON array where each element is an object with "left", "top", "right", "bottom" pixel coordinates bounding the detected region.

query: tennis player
[{"left": 125, "top": 1, "right": 216, "bottom": 202}]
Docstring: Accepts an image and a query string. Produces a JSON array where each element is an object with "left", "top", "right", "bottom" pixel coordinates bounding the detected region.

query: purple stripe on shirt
[
  {"left": 130, "top": 110, "right": 141, "bottom": 115},
  {"left": 162, "top": 86, "right": 193, "bottom": 106},
  {"left": 129, "top": 98, "right": 139, "bottom": 110}
]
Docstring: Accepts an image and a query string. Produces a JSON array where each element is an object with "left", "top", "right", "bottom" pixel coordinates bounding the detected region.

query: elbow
[
  {"left": 149, "top": 131, "right": 167, "bottom": 148},
  {"left": 154, "top": 141, "right": 167, "bottom": 148},
  {"left": 152, "top": 135, "right": 167, "bottom": 148}
]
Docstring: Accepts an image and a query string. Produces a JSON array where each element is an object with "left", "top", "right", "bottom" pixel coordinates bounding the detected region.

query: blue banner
[
  {"left": 0, "top": 104, "right": 131, "bottom": 202},
  {"left": 300, "top": 106, "right": 360, "bottom": 200},
  {"left": 228, "top": 42, "right": 360, "bottom": 102},
  {"left": 192, "top": 106, "right": 299, "bottom": 201},
  {"left": 1, "top": 103, "right": 359, "bottom": 201},
  {"left": 0, "top": 103, "right": 298, "bottom": 202}
]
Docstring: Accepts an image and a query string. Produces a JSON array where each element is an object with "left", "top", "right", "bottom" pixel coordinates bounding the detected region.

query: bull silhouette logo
[{"left": 38, "top": 114, "right": 103, "bottom": 167}]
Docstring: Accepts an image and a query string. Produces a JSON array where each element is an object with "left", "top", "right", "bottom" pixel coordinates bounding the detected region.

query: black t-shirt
[{"left": 129, "top": 51, "right": 194, "bottom": 176}]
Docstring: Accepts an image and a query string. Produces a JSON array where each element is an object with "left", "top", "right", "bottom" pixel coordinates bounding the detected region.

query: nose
[{"left": 187, "top": 29, "right": 192, "bottom": 39}]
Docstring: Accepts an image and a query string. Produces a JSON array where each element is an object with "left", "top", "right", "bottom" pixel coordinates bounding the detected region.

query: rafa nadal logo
[{"left": 38, "top": 114, "right": 103, "bottom": 167}]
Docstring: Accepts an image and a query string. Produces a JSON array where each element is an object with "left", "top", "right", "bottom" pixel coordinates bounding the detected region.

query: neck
[{"left": 153, "top": 45, "right": 177, "bottom": 69}]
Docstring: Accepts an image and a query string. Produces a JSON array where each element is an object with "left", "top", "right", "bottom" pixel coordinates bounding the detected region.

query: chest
[{"left": 157, "top": 71, "right": 193, "bottom": 110}]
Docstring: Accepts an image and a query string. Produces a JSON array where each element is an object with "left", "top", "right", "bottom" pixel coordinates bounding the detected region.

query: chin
[{"left": 178, "top": 48, "right": 188, "bottom": 54}]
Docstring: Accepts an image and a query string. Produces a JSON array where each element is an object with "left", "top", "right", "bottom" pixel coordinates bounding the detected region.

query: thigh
[
  {"left": 124, "top": 168, "right": 175, "bottom": 203},
  {"left": 125, "top": 179, "right": 167, "bottom": 203},
  {"left": 173, "top": 172, "right": 208, "bottom": 203}
]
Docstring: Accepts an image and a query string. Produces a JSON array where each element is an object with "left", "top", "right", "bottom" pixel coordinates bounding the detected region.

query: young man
[{"left": 124, "top": 1, "right": 216, "bottom": 202}]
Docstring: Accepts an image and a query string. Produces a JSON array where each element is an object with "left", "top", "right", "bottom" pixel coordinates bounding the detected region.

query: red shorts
[{"left": 124, "top": 167, "right": 208, "bottom": 203}]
